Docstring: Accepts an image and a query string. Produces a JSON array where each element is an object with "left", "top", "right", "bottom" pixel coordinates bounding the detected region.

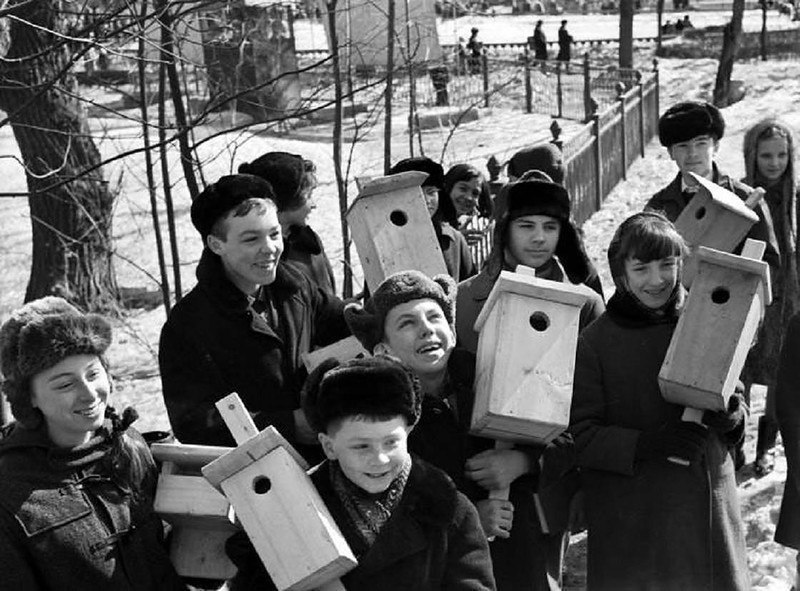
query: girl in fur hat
[
  {"left": 0, "top": 297, "right": 185, "bottom": 590},
  {"left": 741, "top": 118, "right": 800, "bottom": 476}
]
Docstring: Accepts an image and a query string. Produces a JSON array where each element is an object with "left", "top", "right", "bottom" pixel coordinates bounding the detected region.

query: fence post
[
  {"left": 652, "top": 58, "right": 660, "bottom": 123},
  {"left": 582, "top": 52, "right": 591, "bottom": 122},
  {"left": 617, "top": 82, "right": 627, "bottom": 181},
  {"left": 556, "top": 61, "right": 563, "bottom": 118},
  {"left": 524, "top": 47, "right": 532, "bottom": 114},
  {"left": 633, "top": 70, "right": 644, "bottom": 158},
  {"left": 482, "top": 48, "right": 490, "bottom": 108},
  {"left": 591, "top": 99, "right": 602, "bottom": 212}
]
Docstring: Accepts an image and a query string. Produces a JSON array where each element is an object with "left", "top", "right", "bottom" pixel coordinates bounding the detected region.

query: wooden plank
[
  {"left": 216, "top": 392, "right": 259, "bottom": 445},
  {"left": 151, "top": 443, "right": 231, "bottom": 470},
  {"left": 170, "top": 526, "right": 238, "bottom": 580},
  {"left": 155, "top": 474, "right": 236, "bottom": 528},
  {"left": 347, "top": 170, "right": 429, "bottom": 203}
]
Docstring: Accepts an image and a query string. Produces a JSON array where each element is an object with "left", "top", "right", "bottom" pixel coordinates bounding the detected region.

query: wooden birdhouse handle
[
  {"left": 318, "top": 580, "right": 347, "bottom": 591},
  {"left": 744, "top": 187, "right": 765, "bottom": 209},
  {"left": 216, "top": 393, "right": 259, "bottom": 445}
]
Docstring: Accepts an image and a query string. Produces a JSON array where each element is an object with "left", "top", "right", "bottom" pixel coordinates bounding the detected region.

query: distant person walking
[
  {"left": 533, "top": 20, "right": 548, "bottom": 60},
  {"left": 556, "top": 20, "right": 573, "bottom": 62},
  {"left": 467, "top": 27, "right": 482, "bottom": 74}
]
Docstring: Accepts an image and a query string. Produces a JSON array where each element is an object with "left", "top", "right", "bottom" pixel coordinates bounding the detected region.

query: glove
[
  {"left": 635, "top": 421, "right": 708, "bottom": 464},
  {"left": 702, "top": 391, "right": 747, "bottom": 435}
]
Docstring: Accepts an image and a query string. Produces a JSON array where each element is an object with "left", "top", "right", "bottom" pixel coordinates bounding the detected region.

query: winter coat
[
  {"left": 158, "top": 248, "right": 348, "bottom": 454},
  {"left": 283, "top": 224, "right": 336, "bottom": 296},
  {"left": 776, "top": 312, "right": 800, "bottom": 548},
  {"left": 645, "top": 165, "right": 781, "bottom": 277},
  {"left": 409, "top": 349, "right": 579, "bottom": 591},
  {"left": 0, "top": 422, "right": 185, "bottom": 591},
  {"left": 227, "top": 456, "right": 497, "bottom": 591},
  {"left": 533, "top": 26, "right": 548, "bottom": 60},
  {"left": 556, "top": 26, "right": 572, "bottom": 61},
  {"left": 440, "top": 222, "right": 477, "bottom": 283},
  {"left": 570, "top": 308, "right": 750, "bottom": 590}
]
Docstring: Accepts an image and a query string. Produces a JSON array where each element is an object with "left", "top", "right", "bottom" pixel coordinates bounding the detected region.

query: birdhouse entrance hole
[
  {"left": 695, "top": 206, "right": 706, "bottom": 220},
  {"left": 529, "top": 311, "right": 550, "bottom": 332},
  {"left": 252, "top": 475, "right": 272, "bottom": 494},
  {"left": 711, "top": 287, "right": 730, "bottom": 305},
  {"left": 389, "top": 210, "right": 408, "bottom": 226}
]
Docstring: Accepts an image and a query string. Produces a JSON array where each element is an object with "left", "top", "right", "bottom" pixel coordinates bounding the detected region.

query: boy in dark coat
[
  {"left": 226, "top": 356, "right": 496, "bottom": 591},
  {"left": 238, "top": 151, "right": 337, "bottom": 296},
  {"left": 158, "top": 174, "right": 348, "bottom": 459}
]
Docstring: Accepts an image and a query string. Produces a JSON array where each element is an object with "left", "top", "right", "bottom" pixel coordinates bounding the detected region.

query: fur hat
[
  {"left": 505, "top": 171, "right": 570, "bottom": 222},
  {"left": 190, "top": 174, "right": 276, "bottom": 239},
  {"left": 344, "top": 271, "right": 457, "bottom": 353},
  {"left": 302, "top": 356, "right": 422, "bottom": 433},
  {"left": 507, "top": 143, "right": 565, "bottom": 185},
  {"left": 238, "top": 152, "right": 315, "bottom": 212},
  {"left": 658, "top": 101, "right": 725, "bottom": 147},
  {"left": 0, "top": 297, "right": 112, "bottom": 428},
  {"left": 389, "top": 157, "right": 445, "bottom": 191}
]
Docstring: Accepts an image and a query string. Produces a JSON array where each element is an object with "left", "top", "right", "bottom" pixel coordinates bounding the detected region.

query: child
[
  {"left": 238, "top": 151, "right": 336, "bottom": 296},
  {"left": 442, "top": 163, "right": 493, "bottom": 225},
  {"left": 226, "top": 355, "right": 496, "bottom": 591},
  {"left": 389, "top": 157, "right": 476, "bottom": 282},
  {"left": 345, "top": 270, "right": 577, "bottom": 591},
  {"left": 0, "top": 297, "right": 185, "bottom": 590},
  {"left": 506, "top": 142, "right": 564, "bottom": 184},
  {"left": 570, "top": 212, "right": 749, "bottom": 589},
  {"left": 742, "top": 118, "right": 800, "bottom": 475}
]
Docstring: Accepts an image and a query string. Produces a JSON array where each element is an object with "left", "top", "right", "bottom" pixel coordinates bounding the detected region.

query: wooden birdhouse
[
  {"left": 673, "top": 172, "right": 761, "bottom": 286},
  {"left": 659, "top": 241, "right": 772, "bottom": 412},
  {"left": 471, "top": 267, "right": 589, "bottom": 445},
  {"left": 151, "top": 443, "right": 238, "bottom": 580},
  {"left": 202, "top": 394, "right": 356, "bottom": 591},
  {"left": 346, "top": 171, "right": 448, "bottom": 292}
]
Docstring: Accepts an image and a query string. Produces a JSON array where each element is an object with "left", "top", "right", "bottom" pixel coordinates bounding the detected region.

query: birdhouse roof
[
  {"left": 696, "top": 246, "right": 772, "bottom": 306},
  {"left": 689, "top": 172, "right": 759, "bottom": 223},
  {"left": 345, "top": 171, "right": 429, "bottom": 217},
  {"left": 474, "top": 270, "right": 589, "bottom": 332}
]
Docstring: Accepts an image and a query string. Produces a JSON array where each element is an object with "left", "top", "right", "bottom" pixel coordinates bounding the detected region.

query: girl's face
[
  {"left": 623, "top": 256, "right": 680, "bottom": 310},
  {"left": 278, "top": 192, "right": 317, "bottom": 229},
  {"left": 422, "top": 186, "right": 440, "bottom": 217},
  {"left": 449, "top": 177, "right": 482, "bottom": 217},
  {"left": 30, "top": 354, "right": 110, "bottom": 448},
  {"left": 756, "top": 135, "right": 790, "bottom": 185}
]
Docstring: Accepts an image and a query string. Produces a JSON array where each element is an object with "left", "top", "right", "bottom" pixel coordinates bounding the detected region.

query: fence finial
[
  {"left": 550, "top": 119, "right": 563, "bottom": 147},
  {"left": 486, "top": 155, "right": 501, "bottom": 182}
]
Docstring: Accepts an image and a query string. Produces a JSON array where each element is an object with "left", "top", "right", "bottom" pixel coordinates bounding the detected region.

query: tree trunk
[
  {"left": 0, "top": 3, "right": 117, "bottom": 309},
  {"left": 656, "top": 0, "right": 664, "bottom": 52},
  {"left": 619, "top": 0, "right": 634, "bottom": 69},
  {"left": 713, "top": 0, "right": 745, "bottom": 107}
]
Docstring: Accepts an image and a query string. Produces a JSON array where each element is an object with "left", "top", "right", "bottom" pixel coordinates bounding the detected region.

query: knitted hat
[
  {"left": 658, "top": 101, "right": 725, "bottom": 147},
  {"left": 389, "top": 157, "right": 445, "bottom": 191},
  {"left": 505, "top": 171, "right": 570, "bottom": 222},
  {"left": 507, "top": 143, "right": 565, "bottom": 185},
  {"left": 344, "top": 271, "right": 457, "bottom": 353},
  {"left": 302, "top": 356, "right": 422, "bottom": 433},
  {"left": 0, "top": 297, "right": 112, "bottom": 428},
  {"left": 190, "top": 174, "right": 276, "bottom": 239},
  {"left": 237, "top": 152, "right": 315, "bottom": 212}
]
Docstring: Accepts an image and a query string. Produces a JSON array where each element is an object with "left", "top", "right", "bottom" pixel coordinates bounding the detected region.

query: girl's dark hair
[
  {"left": 608, "top": 211, "right": 688, "bottom": 280},
  {"left": 441, "top": 164, "right": 493, "bottom": 225}
]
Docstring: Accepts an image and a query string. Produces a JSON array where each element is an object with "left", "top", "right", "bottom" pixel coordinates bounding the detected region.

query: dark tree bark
[
  {"left": 619, "top": 0, "right": 634, "bottom": 69},
  {"left": 0, "top": 2, "right": 117, "bottom": 309},
  {"left": 713, "top": 0, "right": 745, "bottom": 107}
]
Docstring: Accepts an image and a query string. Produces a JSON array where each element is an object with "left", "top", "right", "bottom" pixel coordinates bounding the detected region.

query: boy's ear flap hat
[
  {"left": 302, "top": 356, "right": 422, "bottom": 434},
  {"left": 344, "top": 271, "right": 457, "bottom": 353},
  {"left": 658, "top": 101, "right": 725, "bottom": 147},
  {"left": 237, "top": 152, "right": 311, "bottom": 212},
  {"left": 388, "top": 157, "right": 445, "bottom": 191},
  {"left": 0, "top": 297, "right": 113, "bottom": 428},
  {"left": 190, "top": 173, "right": 276, "bottom": 239},
  {"left": 506, "top": 143, "right": 565, "bottom": 185}
]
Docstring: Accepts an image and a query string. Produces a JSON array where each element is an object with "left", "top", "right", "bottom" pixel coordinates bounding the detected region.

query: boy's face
[
  {"left": 376, "top": 298, "right": 455, "bottom": 378},
  {"left": 668, "top": 134, "right": 718, "bottom": 181},
  {"left": 505, "top": 214, "right": 561, "bottom": 270},
  {"left": 319, "top": 416, "right": 411, "bottom": 494},
  {"left": 208, "top": 205, "right": 284, "bottom": 295},
  {"left": 623, "top": 255, "right": 680, "bottom": 310}
]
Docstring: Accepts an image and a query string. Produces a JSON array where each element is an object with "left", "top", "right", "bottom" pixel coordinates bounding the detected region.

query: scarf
[{"left": 606, "top": 284, "right": 685, "bottom": 328}]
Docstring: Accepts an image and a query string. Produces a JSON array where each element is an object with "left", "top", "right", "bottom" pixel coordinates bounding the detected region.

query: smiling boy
[{"left": 158, "top": 174, "right": 348, "bottom": 456}]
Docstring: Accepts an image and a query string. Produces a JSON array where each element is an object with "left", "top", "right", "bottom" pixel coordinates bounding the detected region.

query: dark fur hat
[
  {"left": 0, "top": 297, "right": 112, "bottom": 428},
  {"left": 302, "top": 356, "right": 422, "bottom": 433},
  {"left": 190, "top": 174, "right": 276, "bottom": 239},
  {"left": 344, "top": 271, "right": 457, "bottom": 353},
  {"left": 505, "top": 171, "right": 570, "bottom": 222},
  {"left": 237, "top": 152, "right": 315, "bottom": 212},
  {"left": 389, "top": 157, "right": 445, "bottom": 191},
  {"left": 507, "top": 143, "right": 565, "bottom": 185},
  {"left": 658, "top": 101, "right": 725, "bottom": 147}
]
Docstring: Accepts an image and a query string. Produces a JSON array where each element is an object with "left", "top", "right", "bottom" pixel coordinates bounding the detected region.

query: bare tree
[
  {"left": 714, "top": 0, "right": 745, "bottom": 107},
  {"left": 619, "top": 0, "right": 634, "bottom": 68}
]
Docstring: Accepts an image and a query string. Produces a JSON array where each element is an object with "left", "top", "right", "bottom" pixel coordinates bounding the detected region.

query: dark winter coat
[
  {"left": 776, "top": 312, "right": 800, "bottom": 549},
  {"left": 645, "top": 166, "right": 781, "bottom": 277},
  {"left": 0, "top": 423, "right": 185, "bottom": 591},
  {"left": 409, "top": 349, "right": 578, "bottom": 591},
  {"left": 158, "top": 248, "right": 348, "bottom": 454},
  {"left": 570, "top": 309, "right": 750, "bottom": 590},
  {"left": 440, "top": 222, "right": 477, "bottom": 283},
  {"left": 283, "top": 224, "right": 336, "bottom": 296},
  {"left": 556, "top": 26, "right": 573, "bottom": 61},
  {"left": 533, "top": 26, "right": 548, "bottom": 60},
  {"left": 227, "top": 456, "right": 497, "bottom": 591}
]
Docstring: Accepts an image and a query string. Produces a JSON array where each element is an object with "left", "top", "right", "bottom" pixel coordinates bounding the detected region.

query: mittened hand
[
  {"left": 702, "top": 392, "right": 747, "bottom": 434},
  {"left": 635, "top": 421, "right": 709, "bottom": 465}
]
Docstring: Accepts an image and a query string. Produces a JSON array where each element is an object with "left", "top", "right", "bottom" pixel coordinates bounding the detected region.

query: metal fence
[{"left": 657, "top": 26, "right": 800, "bottom": 59}]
